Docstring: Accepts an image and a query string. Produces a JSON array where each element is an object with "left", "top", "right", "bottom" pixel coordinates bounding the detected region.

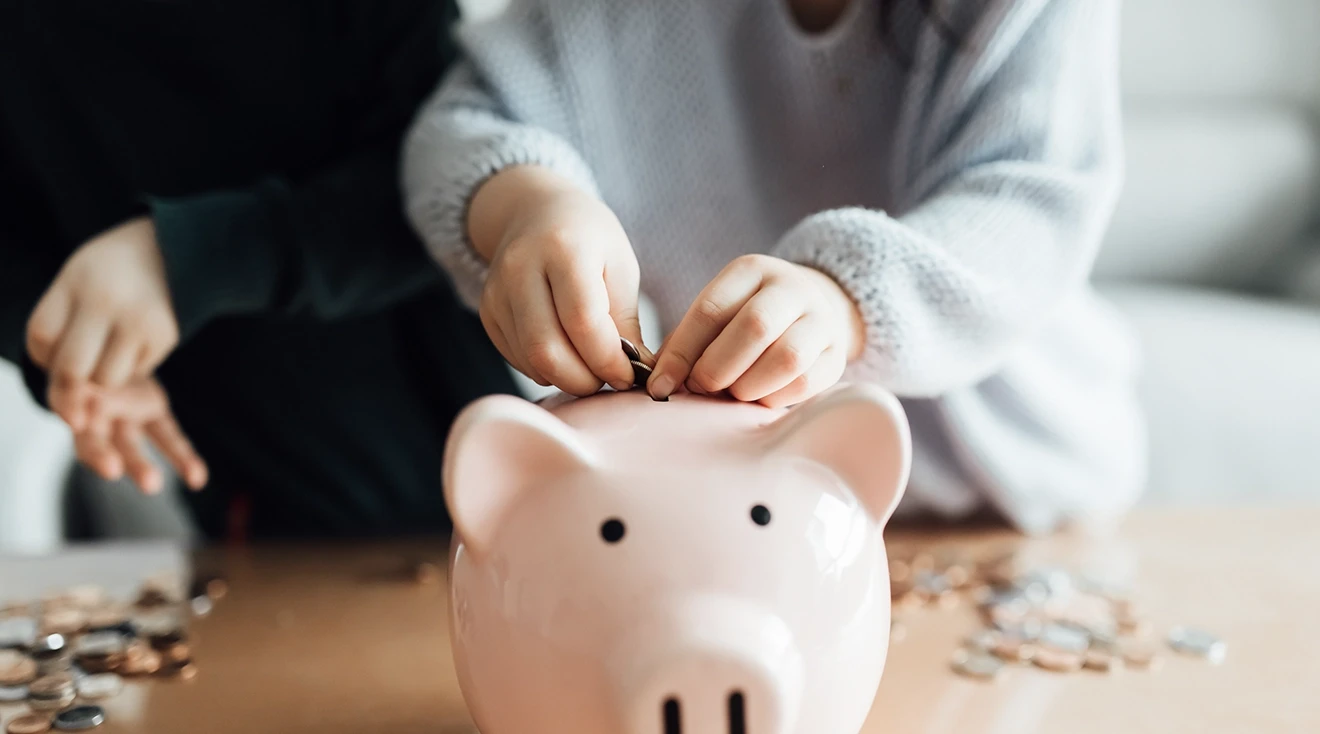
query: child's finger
[
  {"left": 728, "top": 314, "right": 832, "bottom": 403},
  {"left": 111, "top": 422, "right": 163, "bottom": 494},
  {"left": 73, "top": 430, "right": 124, "bottom": 482},
  {"left": 513, "top": 273, "right": 601, "bottom": 396},
  {"left": 92, "top": 328, "right": 140, "bottom": 388},
  {"left": 757, "top": 348, "right": 846, "bottom": 409},
  {"left": 689, "top": 285, "right": 803, "bottom": 394},
  {"left": 482, "top": 297, "right": 548, "bottom": 386},
  {"left": 50, "top": 306, "right": 111, "bottom": 384},
  {"left": 26, "top": 289, "right": 73, "bottom": 368},
  {"left": 547, "top": 263, "right": 633, "bottom": 391},
  {"left": 648, "top": 265, "right": 762, "bottom": 400},
  {"left": 145, "top": 416, "right": 208, "bottom": 490}
]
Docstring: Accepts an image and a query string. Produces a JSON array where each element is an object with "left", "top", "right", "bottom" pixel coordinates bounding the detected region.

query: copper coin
[
  {"left": 64, "top": 586, "right": 108, "bottom": 610},
  {"left": 157, "top": 660, "right": 197, "bottom": 682},
  {"left": 28, "top": 692, "right": 76, "bottom": 712},
  {"left": 6, "top": 714, "right": 52, "bottom": 734},
  {"left": 1, "top": 602, "right": 35, "bottom": 619},
  {"left": 39, "top": 609, "right": 85, "bottom": 637},
  {"left": 27, "top": 673, "right": 74, "bottom": 698},
  {"left": 204, "top": 578, "right": 228, "bottom": 601},
  {"left": 133, "top": 589, "right": 170, "bottom": 609},
  {"left": 1083, "top": 650, "right": 1116, "bottom": 672},
  {"left": 992, "top": 639, "right": 1037, "bottom": 663},
  {"left": 117, "top": 648, "right": 161, "bottom": 676},
  {"left": 1032, "top": 648, "right": 1083, "bottom": 673},
  {"left": 1122, "top": 643, "right": 1163, "bottom": 671},
  {"left": 888, "top": 559, "right": 911, "bottom": 584},
  {"left": 147, "top": 630, "right": 187, "bottom": 651},
  {"left": 910, "top": 552, "right": 935, "bottom": 572},
  {"left": 83, "top": 606, "right": 129, "bottom": 631},
  {"left": 0, "top": 651, "right": 36, "bottom": 686},
  {"left": 160, "top": 643, "right": 192, "bottom": 664}
]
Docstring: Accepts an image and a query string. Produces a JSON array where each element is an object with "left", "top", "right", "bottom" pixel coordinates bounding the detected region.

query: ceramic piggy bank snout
[{"left": 443, "top": 385, "right": 912, "bottom": 734}]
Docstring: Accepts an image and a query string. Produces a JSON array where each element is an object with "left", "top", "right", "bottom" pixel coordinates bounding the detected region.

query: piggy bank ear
[
  {"left": 766, "top": 384, "right": 911, "bottom": 525},
  {"left": 443, "top": 395, "right": 596, "bottom": 554}
]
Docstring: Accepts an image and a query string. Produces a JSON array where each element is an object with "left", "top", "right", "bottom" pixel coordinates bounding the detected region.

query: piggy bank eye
[
  {"left": 750, "top": 504, "right": 772, "bottom": 526},
  {"left": 600, "top": 518, "right": 626, "bottom": 543}
]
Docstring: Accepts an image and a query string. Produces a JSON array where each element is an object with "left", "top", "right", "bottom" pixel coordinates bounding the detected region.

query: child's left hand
[{"left": 647, "top": 254, "right": 866, "bottom": 407}]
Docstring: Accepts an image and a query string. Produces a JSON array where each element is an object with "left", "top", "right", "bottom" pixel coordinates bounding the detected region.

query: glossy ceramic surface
[{"left": 442, "top": 386, "right": 912, "bottom": 734}]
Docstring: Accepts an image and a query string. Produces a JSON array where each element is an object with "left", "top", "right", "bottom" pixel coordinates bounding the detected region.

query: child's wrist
[{"left": 468, "top": 165, "right": 585, "bottom": 263}]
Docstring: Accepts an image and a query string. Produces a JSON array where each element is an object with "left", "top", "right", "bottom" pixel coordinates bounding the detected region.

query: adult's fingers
[
  {"left": 513, "top": 272, "right": 600, "bottom": 396},
  {"left": 93, "top": 328, "right": 140, "bottom": 388},
  {"left": 727, "top": 313, "right": 832, "bottom": 403},
  {"left": 648, "top": 261, "right": 763, "bottom": 400},
  {"left": 74, "top": 431, "right": 124, "bottom": 482},
  {"left": 111, "top": 422, "right": 163, "bottom": 494},
  {"left": 146, "top": 415, "right": 209, "bottom": 490},
  {"left": 50, "top": 305, "right": 111, "bottom": 385},
  {"left": 548, "top": 260, "right": 632, "bottom": 391},
  {"left": 690, "top": 284, "right": 803, "bottom": 394},
  {"left": 26, "top": 289, "right": 72, "bottom": 368},
  {"left": 757, "top": 348, "right": 847, "bottom": 409}
]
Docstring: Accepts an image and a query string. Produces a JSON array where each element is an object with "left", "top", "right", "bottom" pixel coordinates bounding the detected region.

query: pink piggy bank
[{"left": 444, "top": 383, "right": 911, "bottom": 734}]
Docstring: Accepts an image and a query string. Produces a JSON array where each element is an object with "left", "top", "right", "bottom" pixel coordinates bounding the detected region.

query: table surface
[{"left": 2, "top": 507, "right": 1316, "bottom": 734}]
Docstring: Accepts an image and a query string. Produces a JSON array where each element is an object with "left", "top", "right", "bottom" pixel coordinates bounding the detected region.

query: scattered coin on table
[
  {"left": 5, "top": 713, "right": 52, "bottom": 734},
  {"left": 884, "top": 548, "right": 1223, "bottom": 681},
  {"left": 0, "top": 573, "right": 224, "bottom": 731},
  {"left": 52, "top": 706, "right": 104, "bottom": 732}
]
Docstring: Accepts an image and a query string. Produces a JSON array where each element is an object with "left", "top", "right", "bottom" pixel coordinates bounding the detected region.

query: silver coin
[
  {"left": 1038, "top": 623, "right": 1090, "bottom": 654},
  {"left": 965, "top": 629, "right": 1001, "bottom": 652},
  {"left": 76, "top": 673, "right": 123, "bottom": 701},
  {"left": 54, "top": 704, "right": 106, "bottom": 731},
  {"left": 74, "top": 633, "right": 126, "bottom": 658},
  {"left": 913, "top": 570, "right": 952, "bottom": 595},
  {"left": 132, "top": 609, "right": 184, "bottom": 638},
  {"left": 619, "top": 337, "right": 641, "bottom": 362},
  {"left": 0, "top": 684, "right": 29, "bottom": 702},
  {"left": 1167, "top": 626, "right": 1226, "bottom": 664},
  {"left": 0, "top": 617, "right": 38, "bottom": 648},
  {"left": 982, "top": 588, "right": 1031, "bottom": 616},
  {"left": 951, "top": 649, "right": 1004, "bottom": 680},
  {"left": 32, "top": 633, "right": 67, "bottom": 653},
  {"left": 629, "top": 360, "right": 653, "bottom": 388},
  {"left": 189, "top": 595, "right": 214, "bottom": 618}
]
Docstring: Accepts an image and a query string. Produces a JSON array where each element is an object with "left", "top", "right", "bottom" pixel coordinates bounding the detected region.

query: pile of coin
[
  {"left": 886, "top": 550, "right": 1226, "bottom": 681},
  {"left": 0, "top": 574, "right": 224, "bottom": 733}
]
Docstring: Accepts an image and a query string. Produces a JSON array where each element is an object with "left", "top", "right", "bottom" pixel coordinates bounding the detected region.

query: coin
[
  {"left": 160, "top": 643, "right": 192, "bottom": 665},
  {"left": 0, "top": 684, "right": 30, "bottom": 702},
  {"left": 0, "top": 650, "right": 37, "bottom": 686},
  {"left": 1083, "top": 650, "right": 1116, "bottom": 672},
  {"left": 157, "top": 660, "right": 197, "bottom": 682},
  {"left": 619, "top": 337, "right": 642, "bottom": 362},
  {"left": 1032, "top": 648, "right": 1083, "bottom": 673},
  {"left": 64, "top": 587, "right": 107, "bottom": 611},
  {"left": 5, "top": 714, "right": 52, "bottom": 734},
  {"left": 202, "top": 577, "right": 228, "bottom": 601},
  {"left": 39, "top": 609, "right": 86, "bottom": 637},
  {"left": 147, "top": 630, "right": 187, "bottom": 651},
  {"left": 0, "top": 618, "right": 38, "bottom": 649},
  {"left": 1167, "top": 626, "right": 1226, "bottom": 665},
  {"left": 28, "top": 673, "right": 74, "bottom": 699},
  {"left": 75, "top": 633, "right": 126, "bottom": 659},
  {"left": 888, "top": 559, "right": 911, "bottom": 584},
  {"left": 951, "top": 649, "right": 1004, "bottom": 680},
  {"left": 1122, "top": 642, "right": 1163, "bottom": 671},
  {"left": 117, "top": 647, "right": 161, "bottom": 676},
  {"left": 1038, "top": 624, "right": 1090, "bottom": 655},
  {"left": 28, "top": 692, "right": 76, "bottom": 712},
  {"left": 629, "top": 360, "right": 652, "bottom": 387},
  {"left": 83, "top": 607, "right": 128, "bottom": 631},
  {"left": 53, "top": 706, "right": 105, "bottom": 731},
  {"left": 965, "top": 629, "right": 1001, "bottom": 652},
  {"left": 76, "top": 674, "right": 123, "bottom": 701}
]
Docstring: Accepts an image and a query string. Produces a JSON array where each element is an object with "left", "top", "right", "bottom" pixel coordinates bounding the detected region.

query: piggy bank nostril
[
  {"left": 600, "top": 518, "right": 626, "bottom": 543},
  {"left": 750, "top": 505, "right": 771, "bottom": 526},
  {"left": 727, "top": 691, "right": 747, "bottom": 734},
  {"left": 663, "top": 697, "right": 681, "bottom": 734}
]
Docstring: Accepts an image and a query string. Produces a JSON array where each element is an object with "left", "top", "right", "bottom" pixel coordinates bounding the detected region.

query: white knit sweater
[{"left": 403, "top": 0, "right": 1147, "bottom": 533}]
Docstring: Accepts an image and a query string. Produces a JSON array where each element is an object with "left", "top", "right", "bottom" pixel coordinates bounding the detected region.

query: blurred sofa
[{"left": 2, "top": 0, "right": 1318, "bottom": 551}]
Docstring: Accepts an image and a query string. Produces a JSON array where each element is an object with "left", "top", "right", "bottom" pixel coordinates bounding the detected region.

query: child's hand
[
  {"left": 48, "top": 376, "right": 208, "bottom": 494},
  {"left": 469, "top": 166, "right": 646, "bottom": 396},
  {"left": 648, "top": 255, "right": 867, "bottom": 407},
  {"left": 27, "top": 217, "right": 180, "bottom": 410}
]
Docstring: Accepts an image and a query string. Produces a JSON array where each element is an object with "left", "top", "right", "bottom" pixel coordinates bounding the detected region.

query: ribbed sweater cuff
[{"left": 406, "top": 121, "right": 599, "bottom": 311}]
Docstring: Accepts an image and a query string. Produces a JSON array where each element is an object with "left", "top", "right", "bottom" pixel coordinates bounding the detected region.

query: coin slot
[
  {"left": 728, "top": 690, "right": 746, "bottom": 734},
  {"left": 600, "top": 518, "right": 626, "bottom": 544},
  {"left": 663, "top": 696, "right": 682, "bottom": 734}
]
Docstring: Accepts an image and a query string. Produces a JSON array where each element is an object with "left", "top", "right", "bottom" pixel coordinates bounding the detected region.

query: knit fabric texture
[{"left": 403, "top": 0, "right": 1146, "bottom": 532}]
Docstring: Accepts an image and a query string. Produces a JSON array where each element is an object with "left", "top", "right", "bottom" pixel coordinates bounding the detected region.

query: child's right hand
[
  {"left": 48, "top": 376, "right": 208, "bottom": 494},
  {"left": 468, "top": 166, "right": 647, "bottom": 396}
]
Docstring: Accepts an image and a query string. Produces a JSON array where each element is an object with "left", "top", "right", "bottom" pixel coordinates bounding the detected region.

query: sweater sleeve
[
  {"left": 401, "top": 61, "right": 600, "bottom": 311},
  {"left": 772, "top": 0, "right": 1122, "bottom": 397},
  {"left": 147, "top": 0, "right": 460, "bottom": 343}
]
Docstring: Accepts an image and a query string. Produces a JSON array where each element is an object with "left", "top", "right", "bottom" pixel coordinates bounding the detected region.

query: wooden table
[{"left": 2, "top": 507, "right": 1316, "bottom": 733}]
